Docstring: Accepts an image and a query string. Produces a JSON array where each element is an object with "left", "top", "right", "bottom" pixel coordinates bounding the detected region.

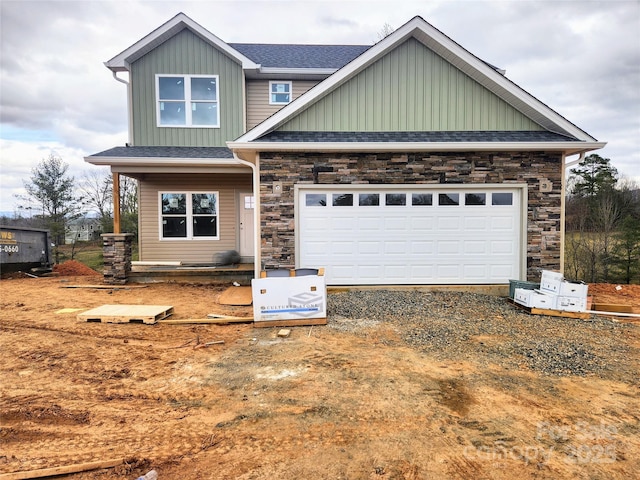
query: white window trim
[
  {"left": 155, "top": 74, "right": 220, "bottom": 128},
  {"left": 269, "top": 81, "right": 293, "bottom": 105},
  {"left": 158, "top": 191, "right": 220, "bottom": 241}
]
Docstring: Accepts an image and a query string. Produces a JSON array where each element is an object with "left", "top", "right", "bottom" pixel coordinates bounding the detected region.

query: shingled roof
[
  {"left": 229, "top": 43, "right": 370, "bottom": 69},
  {"left": 89, "top": 146, "right": 233, "bottom": 158},
  {"left": 256, "top": 131, "right": 580, "bottom": 143}
]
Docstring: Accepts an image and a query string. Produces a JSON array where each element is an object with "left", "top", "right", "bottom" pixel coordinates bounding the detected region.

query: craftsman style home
[{"left": 87, "top": 13, "right": 605, "bottom": 286}]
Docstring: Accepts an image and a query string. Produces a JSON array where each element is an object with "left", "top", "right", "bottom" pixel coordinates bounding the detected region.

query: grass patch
[{"left": 56, "top": 241, "right": 138, "bottom": 271}]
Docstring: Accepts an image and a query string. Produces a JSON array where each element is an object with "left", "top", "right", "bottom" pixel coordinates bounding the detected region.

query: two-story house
[{"left": 87, "top": 13, "right": 605, "bottom": 286}]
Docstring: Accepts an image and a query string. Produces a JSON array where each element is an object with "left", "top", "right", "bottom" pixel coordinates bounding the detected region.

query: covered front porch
[{"left": 129, "top": 261, "right": 255, "bottom": 285}]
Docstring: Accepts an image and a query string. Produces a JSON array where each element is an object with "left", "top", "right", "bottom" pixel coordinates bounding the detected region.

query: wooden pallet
[
  {"left": 509, "top": 299, "right": 590, "bottom": 319},
  {"left": 78, "top": 305, "right": 174, "bottom": 324}
]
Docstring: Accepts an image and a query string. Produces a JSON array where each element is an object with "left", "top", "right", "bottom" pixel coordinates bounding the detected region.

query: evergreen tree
[
  {"left": 569, "top": 154, "right": 618, "bottom": 199},
  {"left": 22, "top": 154, "right": 83, "bottom": 254}
]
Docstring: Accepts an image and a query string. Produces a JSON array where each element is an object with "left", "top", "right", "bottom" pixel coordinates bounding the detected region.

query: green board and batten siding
[
  {"left": 131, "top": 29, "right": 245, "bottom": 147},
  {"left": 278, "top": 38, "right": 543, "bottom": 132}
]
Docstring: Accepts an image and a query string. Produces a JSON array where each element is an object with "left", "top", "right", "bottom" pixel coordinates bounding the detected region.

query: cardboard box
[
  {"left": 558, "top": 281, "right": 588, "bottom": 299},
  {"left": 556, "top": 296, "right": 587, "bottom": 312},
  {"left": 514, "top": 288, "right": 557, "bottom": 309},
  {"left": 540, "top": 270, "right": 564, "bottom": 295},
  {"left": 252, "top": 274, "right": 326, "bottom": 323}
]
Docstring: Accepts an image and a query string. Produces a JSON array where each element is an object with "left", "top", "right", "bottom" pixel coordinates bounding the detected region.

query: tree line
[
  {"left": 565, "top": 154, "right": 640, "bottom": 284},
  {"left": 1, "top": 154, "right": 138, "bottom": 260}
]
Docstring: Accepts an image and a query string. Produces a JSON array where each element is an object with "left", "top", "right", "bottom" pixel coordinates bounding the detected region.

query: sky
[{"left": 1, "top": 0, "right": 639, "bottom": 214}]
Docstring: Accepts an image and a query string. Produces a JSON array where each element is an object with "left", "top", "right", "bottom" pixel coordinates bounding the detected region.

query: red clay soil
[
  {"left": 589, "top": 283, "right": 640, "bottom": 311},
  {"left": 52, "top": 260, "right": 101, "bottom": 276}
]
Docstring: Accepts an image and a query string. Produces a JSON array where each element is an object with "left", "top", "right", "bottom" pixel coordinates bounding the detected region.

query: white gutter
[
  {"left": 565, "top": 152, "right": 586, "bottom": 169},
  {"left": 232, "top": 154, "right": 261, "bottom": 280}
]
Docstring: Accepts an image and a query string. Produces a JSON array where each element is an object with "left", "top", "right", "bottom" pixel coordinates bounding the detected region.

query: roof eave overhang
[
  {"left": 228, "top": 141, "right": 607, "bottom": 156},
  {"left": 84, "top": 156, "right": 246, "bottom": 168},
  {"left": 245, "top": 67, "right": 338, "bottom": 80}
]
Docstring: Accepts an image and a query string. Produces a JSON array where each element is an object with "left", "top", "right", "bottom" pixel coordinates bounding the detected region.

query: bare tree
[
  {"left": 81, "top": 169, "right": 112, "bottom": 218},
  {"left": 376, "top": 23, "right": 395, "bottom": 41}
]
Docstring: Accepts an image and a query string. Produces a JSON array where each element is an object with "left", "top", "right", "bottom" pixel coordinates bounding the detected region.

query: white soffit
[
  {"left": 84, "top": 156, "right": 250, "bottom": 168},
  {"left": 237, "top": 16, "right": 598, "bottom": 144}
]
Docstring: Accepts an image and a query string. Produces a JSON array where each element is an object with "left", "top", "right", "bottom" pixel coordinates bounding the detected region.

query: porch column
[
  {"left": 113, "top": 172, "right": 121, "bottom": 234},
  {"left": 102, "top": 233, "right": 134, "bottom": 284}
]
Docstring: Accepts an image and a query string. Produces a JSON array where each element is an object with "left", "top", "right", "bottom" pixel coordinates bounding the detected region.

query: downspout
[
  {"left": 560, "top": 152, "right": 585, "bottom": 273},
  {"left": 111, "top": 71, "right": 134, "bottom": 146},
  {"left": 233, "top": 154, "right": 261, "bottom": 280}
]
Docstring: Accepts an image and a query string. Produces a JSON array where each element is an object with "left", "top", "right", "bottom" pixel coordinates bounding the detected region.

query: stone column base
[{"left": 102, "top": 233, "right": 134, "bottom": 285}]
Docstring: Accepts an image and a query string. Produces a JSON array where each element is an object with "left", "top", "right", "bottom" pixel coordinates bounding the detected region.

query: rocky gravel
[{"left": 328, "top": 290, "right": 638, "bottom": 381}]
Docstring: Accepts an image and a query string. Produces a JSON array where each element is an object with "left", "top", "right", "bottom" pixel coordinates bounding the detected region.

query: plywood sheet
[
  {"left": 218, "top": 286, "right": 253, "bottom": 306},
  {"left": 78, "top": 305, "right": 173, "bottom": 324}
]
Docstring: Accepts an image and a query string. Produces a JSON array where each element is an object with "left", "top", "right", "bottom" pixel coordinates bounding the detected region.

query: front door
[{"left": 239, "top": 192, "right": 255, "bottom": 259}]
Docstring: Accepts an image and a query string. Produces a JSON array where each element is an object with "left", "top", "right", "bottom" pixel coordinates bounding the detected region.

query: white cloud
[{"left": 1, "top": 0, "right": 639, "bottom": 213}]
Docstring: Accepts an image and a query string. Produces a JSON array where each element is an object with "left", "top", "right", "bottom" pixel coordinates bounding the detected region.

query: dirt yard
[{"left": 1, "top": 271, "right": 639, "bottom": 479}]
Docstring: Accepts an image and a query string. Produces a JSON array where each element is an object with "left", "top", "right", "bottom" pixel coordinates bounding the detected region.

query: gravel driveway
[{"left": 328, "top": 290, "right": 637, "bottom": 381}]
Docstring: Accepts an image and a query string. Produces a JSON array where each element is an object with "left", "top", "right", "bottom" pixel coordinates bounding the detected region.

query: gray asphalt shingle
[
  {"left": 229, "top": 43, "right": 370, "bottom": 69},
  {"left": 256, "top": 131, "right": 580, "bottom": 143},
  {"left": 89, "top": 146, "right": 233, "bottom": 158}
]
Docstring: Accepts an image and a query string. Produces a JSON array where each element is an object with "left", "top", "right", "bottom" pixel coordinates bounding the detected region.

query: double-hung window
[
  {"left": 156, "top": 75, "right": 219, "bottom": 127},
  {"left": 269, "top": 81, "right": 292, "bottom": 105},
  {"left": 160, "top": 192, "right": 219, "bottom": 240}
]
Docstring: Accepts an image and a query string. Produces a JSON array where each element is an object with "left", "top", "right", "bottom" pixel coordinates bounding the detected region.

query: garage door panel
[
  {"left": 437, "top": 217, "right": 461, "bottom": 230},
  {"left": 332, "top": 217, "right": 359, "bottom": 232},
  {"left": 463, "top": 264, "right": 488, "bottom": 279},
  {"left": 299, "top": 187, "right": 521, "bottom": 285},
  {"left": 384, "top": 216, "right": 410, "bottom": 231},
  {"left": 410, "top": 240, "right": 435, "bottom": 254},
  {"left": 491, "top": 216, "right": 514, "bottom": 230},
  {"left": 464, "top": 216, "right": 489, "bottom": 230},
  {"left": 384, "top": 241, "right": 408, "bottom": 254},
  {"left": 331, "top": 241, "right": 355, "bottom": 255},
  {"left": 437, "top": 264, "right": 462, "bottom": 279},
  {"left": 464, "top": 240, "right": 488, "bottom": 254},
  {"left": 491, "top": 240, "right": 515, "bottom": 254},
  {"left": 358, "top": 265, "right": 383, "bottom": 280},
  {"left": 359, "top": 241, "right": 382, "bottom": 255},
  {"left": 411, "top": 216, "right": 436, "bottom": 230},
  {"left": 437, "top": 240, "right": 461, "bottom": 255}
]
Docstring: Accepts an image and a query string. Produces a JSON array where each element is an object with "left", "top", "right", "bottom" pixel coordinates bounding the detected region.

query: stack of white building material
[{"left": 514, "top": 270, "right": 588, "bottom": 312}]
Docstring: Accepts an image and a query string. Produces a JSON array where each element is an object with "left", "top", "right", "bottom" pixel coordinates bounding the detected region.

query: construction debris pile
[{"left": 514, "top": 270, "right": 588, "bottom": 313}]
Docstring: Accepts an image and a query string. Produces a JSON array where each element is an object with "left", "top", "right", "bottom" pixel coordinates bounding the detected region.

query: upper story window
[
  {"left": 269, "top": 81, "right": 292, "bottom": 105},
  {"left": 156, "top": 75, "right": 219, "bottom": 127}
]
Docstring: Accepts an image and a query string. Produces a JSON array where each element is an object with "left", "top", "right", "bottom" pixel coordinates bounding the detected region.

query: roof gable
[
  {"left": 235, "top": 16, "right": 598, "bottom": 143},
  {"left": 277, "top": 37, "right": 544, "bottom": 133},
  {"left": 105, "top": 13, "right": 258, "bottom": 72}
]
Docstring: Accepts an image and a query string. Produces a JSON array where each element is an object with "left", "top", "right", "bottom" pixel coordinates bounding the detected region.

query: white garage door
[{"left": 298, "top": 186, "right": 523, "bottom": 285}]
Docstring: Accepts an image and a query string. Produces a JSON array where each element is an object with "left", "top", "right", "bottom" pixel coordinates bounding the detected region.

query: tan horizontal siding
[
  {"left": 246, "top": 80, "right": 319, "bottom": 130},
  {"left": 139, "top": 174, "right": 251, "bottom": 263}
]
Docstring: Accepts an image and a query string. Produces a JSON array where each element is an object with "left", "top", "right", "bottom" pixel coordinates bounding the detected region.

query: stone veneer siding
[
  {"left": 102, "top": 233, "right": 134, "bottom": 285},
  {"left": 259, "top": 151, "right": 563, "bottom": 282}
]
